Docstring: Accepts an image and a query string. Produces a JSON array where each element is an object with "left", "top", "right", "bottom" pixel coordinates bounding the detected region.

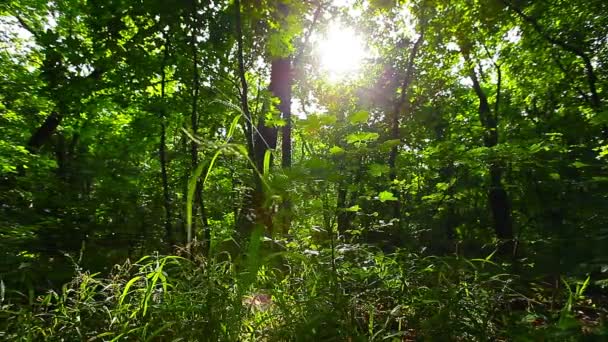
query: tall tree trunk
[
  {"left": 189, "top": 0, "right": 209, "bottom": 251},
  {"left": 388, "top": 33, "right": 424, "bottom": 222},
  {"left": 251, "top": 104, "right": 279, "bottom": 235},
  {"left": 235, "top": 0, "right": 294, "bottom": 237},
  {"left": 336, "top": 186, "right": 350, "bottom": 236},
  {"left": 461, "top": 47, "right": 514, "bottom": 256},
  {"left": 234, "top": 0, "right": 259, "bottom": 240},
  {"left": 160, "top": 33, "right": 172, "bottom": 245},
  {"left": 434, "top": 112, "right": 458, "bottom": 252},
  {"left": 336, "top": 158, "right": 365, "bottom": 238},
  {"left": 272, "top": 57, "right": 292, "bottom": 234},
  {"left": 252, "top": 2, "right": 293, "bottom": 237},
  {"left": 276, "top": 58, "right": 292, "bottom": 169},
  {"left": 234, "top": 0, "right": 254, "bottom": 161}
]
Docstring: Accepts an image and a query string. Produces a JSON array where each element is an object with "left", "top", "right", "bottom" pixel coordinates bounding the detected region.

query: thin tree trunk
[
  {"left": 189, "top": 8, "right": 199, "bottom": 246},
  {"left": 234, "top": 0, "right": 254, "bottom": 161},
  {"left": 190, "top": 0, "right": 209, "bottom": 251},
  {"left": 336, "top": 185, "right": 350, "bottom": 236},
  {"left": 274, "top": 59, "right": 292, "bottom": 169},
  {"left": 336, "top": 158, "right": 365, "bottom": 238},
  {"left": 160, "top": 33, "right": 172, "bottom": 245},
  {"left": 234, "top": 0, "right": 259, "bottom": 239},
  {"left": 388, "top": 32, "right": 424, "bottom": 221},
  {"left": 55, "top": 132, "right": 68, "bottom": 179}
]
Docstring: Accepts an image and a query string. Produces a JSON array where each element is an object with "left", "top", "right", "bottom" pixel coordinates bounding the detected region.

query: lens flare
[{"left": 317, "top": 23, "right": 368, "bottom": 82}]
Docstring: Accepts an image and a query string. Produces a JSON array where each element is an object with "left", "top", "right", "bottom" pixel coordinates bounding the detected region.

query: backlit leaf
[{"left": 378, "top": 191, "right": 397, "bottom": 202}]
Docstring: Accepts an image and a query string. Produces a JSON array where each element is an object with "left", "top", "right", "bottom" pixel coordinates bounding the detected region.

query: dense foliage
[{"left": 1, "top": 0, "right": 607, "bottom": 340}]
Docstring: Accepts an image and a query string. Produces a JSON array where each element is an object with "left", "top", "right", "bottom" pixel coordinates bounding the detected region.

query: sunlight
[{"left": 316, "top": 22, "right": 368, "bottom": 82}]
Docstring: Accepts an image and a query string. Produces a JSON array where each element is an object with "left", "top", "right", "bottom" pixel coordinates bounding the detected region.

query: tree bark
[
  {"left": 27, "top": 112, "right": 62, "bottom": 153},
  {"left": 160, "top": 33, "right": 173, "bottom": 245},
  {"left": 388, "top": 33, "right": 424, "bottom": 221},
  {"left": 272, "top": 57, "right": 293, "bottom": 234},
  {"left": 235, "top": 0, "right": 295, "bottom": 237},
  {"left": 234, "top": 0, "right": 263, "bottom": 240},
  {"left": 274, "top": 58, "right": 292, "bottom": 169},
  {"left": 336, "top": 186, "right": 350, "bottom": 236},
  {"left": 274, "top": 3, "right": 294, "bottom": 235},
  {"left": 461, "top": 48, "right": 514, "bottom": 256},
  {"left": 234, "top": 0, "right": 255, "bottom": 162},
  {"left": 189, "top": 0, "right": 209, "bottom": 251}
]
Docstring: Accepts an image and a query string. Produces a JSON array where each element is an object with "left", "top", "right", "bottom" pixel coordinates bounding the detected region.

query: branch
[
  {"left": 480, "top": 40, "right": 501, "bottom": 117},
  {"left": 460, "top": 47, "right": 491, "bottom": 130},
  {"left": 293, "top": 0, "right": 326, "bottom": 68},
  {"left": 14, "top": 14, "right": 42, "bottom": 41},
  {"left": 502, "top": 0, "right": 600, "bottom": 109},
  {"left": 234, "top": 0, "right": 255, "bottom": 159},
  {"left": 396, "top": 32, "right": 425, "bottom": 112},
  {"left": 551, "top": 52, "right": 591, "bottom": 104}
]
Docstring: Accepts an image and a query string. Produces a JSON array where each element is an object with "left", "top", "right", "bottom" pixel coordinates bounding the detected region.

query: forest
[{"left": 1, "top": 0, "right": 607, "bottom": 340}]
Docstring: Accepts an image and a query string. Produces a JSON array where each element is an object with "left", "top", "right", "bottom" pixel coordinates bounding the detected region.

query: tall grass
[{"left": 2, "top": 243, "right": 604, "bottom": 341}]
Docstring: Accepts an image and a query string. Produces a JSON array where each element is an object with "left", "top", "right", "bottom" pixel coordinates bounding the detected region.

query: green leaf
[
  {"left": 265, "top": 116, "right": 286, "bottom": 127},
  {"left": 557, "top": 314, "right": 579, "bottom": 330},
  {"left": 598, "top": 145, "right": 608, "bottom": 158},
  {"left": 319, "top": 114, "right": 337, "bottom": 125},
  {"left": 590, "top": 109, "right": 608, "bottom": 125},
  {"left": 435, "top": 182, "right": 449, "bottom": 191},
  {"left": 345, "top": 132, "right": 379, "bottom": 145},
  {"left": 346, "top": 204, "right": 361, "bottom": 212},
  {"left": 305, "top": 157, "right": 330, "bottom": 170},
  {"left": 381, "top": 139, "right": 401, "bottom": 148},
  {"left": 528, "top": 143, "right": 544, "bottom": 153},
  {"left": 145, "top": 323, "right": 173, "bottom": 342},
  {"left": 368, "top": 163, "right": 389, "bottom": 177},
  {"left": 348, "top": 110, "right": 369, "bottom": 124},
  {"left": 243, "top": 226, "right": 265, "bottom": 289},
  {"left": 302, "top": 115, "right": 321, "bottom": 132},
  {"left": 303, "top": 114, "right": 336, "bottom": 132},
  {"left": 263, "top": 149, "right": 272, "bottom": 175},
  {"left": 378, "top": 191, "right": 397, "bottom": 202},
  {"left": 329, "top": 145, "right": 345, "bottom": 154}
]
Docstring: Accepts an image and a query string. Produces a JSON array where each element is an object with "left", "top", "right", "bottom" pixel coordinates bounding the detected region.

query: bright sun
[{"left": 317, "top": 22, "right": 368, "bottom": 82}]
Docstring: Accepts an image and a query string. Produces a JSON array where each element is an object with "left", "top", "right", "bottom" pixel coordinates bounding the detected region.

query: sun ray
[{"left": 316, "top": 22, "right": 368, "bottom": 82}]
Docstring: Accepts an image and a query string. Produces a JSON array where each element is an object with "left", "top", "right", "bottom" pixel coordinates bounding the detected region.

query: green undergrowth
[{"left": 1, "top": 245, "right": 606, "bottom": 341}]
